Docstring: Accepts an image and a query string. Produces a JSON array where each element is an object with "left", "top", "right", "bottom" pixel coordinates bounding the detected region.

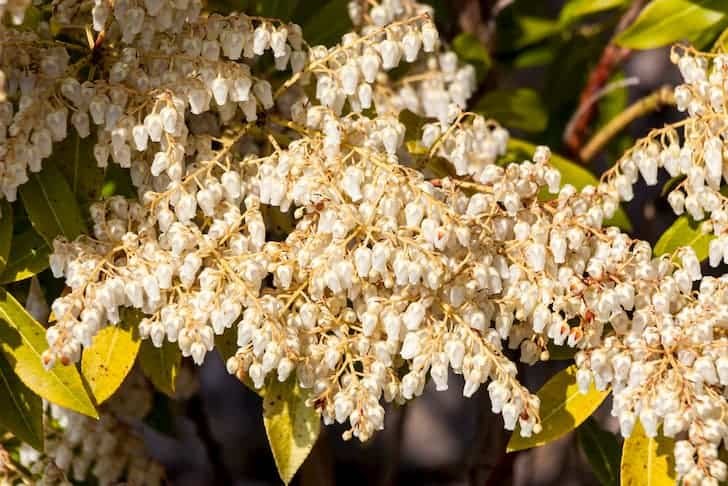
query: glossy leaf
[
  {"left": 452, "top": 32, "right": 491, "bottom": 81},
  {"left": 653, "top": 215, "right": 712, "bottom": 261},
  {"left": 474, "top": 89, "right": 548, "bottom": 132},
  {"left": 301, "top": 0, "right": 352, "bottom": 47},
  {"left": 0, "top": 200, "right": 12, "bottom": 275},
  {"left": 139, "top": 339, "right": 181, "bottom": 397},
  {"left": 621, "top": 421, "right": 675, "bottom": 486},
  {"left": 0, "top": 288, "right": 97, "bottom": 418},
  {"left": 505, "top": 138, "right": 632, "bottom": 230},
  {"left": 0, "top": 230, "right": 50, "bottom": 284},
  {"left": 81, "top": 310, "right": 142, "bottom": 405},
  {"left": 578, "top": 418, "right": 621, "bottom": 486},
  {"left": 507, "top": 365, "right": 610, "bottom": 452},
  {"left": 616, "top": 0, "right": 728, "bottom": 49},
  {"left": 19, "top": 165, "right": 86, "bottom": 244},
  {"left": 263, "top": 377, "right": 320, "bottom": 484},
  {"left": 0, "top": 352, "right": 44, "bottom": 451},
  {"left": 559, "top": 0, "right": 627, "bottom": 26}
]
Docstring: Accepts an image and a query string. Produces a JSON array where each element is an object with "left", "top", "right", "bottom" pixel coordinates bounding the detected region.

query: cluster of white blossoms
[
  {"left": 1, "top": 0, "right": 726, "bottom": 483},
  {"left": 4, "top": 372, "right": 164, "bottom": 486}
]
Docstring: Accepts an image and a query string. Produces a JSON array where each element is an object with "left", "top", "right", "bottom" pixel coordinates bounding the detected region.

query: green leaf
[
  {"left": 547, "top": 342, "right": 577, "bottom": 360},
  {"left": 257, "top": 0, "right": 299, "bottom": 20},
  {"left": 620, "top": 421, "right": 675, "bottom": 486},
  {"left": 473, "top": 89, "right": 548, "bottom": 133},
  {"left": 505, "top": 138, "right": 632, "bottom": 231},
  {"left": 653, "top": 215, "right": 712, "bottom": 260},
  {"left": 496, "top": 15, "right": 560, "bottom": 52},
  {"left": 263, "top": 377, "right": 320, "bottom": 485},
  {"left": 507, "top": 365, "right": 610, "bottom": 452},
  {"left": 301, "top": 0, "right": 352, "bottom": 47},
  {"left": 19, "top": 165, "right": 86, "bottom": 244},
  {"left": 559, "top": 0, "right": 628, "bottom": 26},
  {"left": 139, "top": 339, "right": 181, "bottom": 397},
  {"left": 0, "top": 288, "right": 97, "bottom": 418},
  {"left": 0, "top": 200, "right": 13, "bottom": 275},
  {"left": 452, "top": 32, "right": 491, "bottom": 81},
  {"left": 0, "top": 230, "right": 50, "bottom": 284},
  {"left": 52, "top": 133, "right": 105, "bottom": 208},
  {"left": 616, "top": 0, "right": 728, "bottom": 49},
  {"left": 0, "top": 352, "right": 44, "bottom": 451},
  {"left": 216, "top": 326, "right": 259, "bottom": 394},
  {"left": 578, "top": 418, "right": 621, "bottom": 486},
  {"left": 81, "top": 310, "right": 142, "bottom": 405}
]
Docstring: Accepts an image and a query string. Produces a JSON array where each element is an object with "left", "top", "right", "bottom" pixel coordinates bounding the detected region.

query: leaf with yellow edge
[
  {"left": 0, "top": 288, "right": 97, "bottom": 418},
  {"left": 621, "top": 421, "right": 676, "bottom": 486},
  {"left": 139, "top": 339, "right": 181, "bottom": 397},
  {"left": 507, "top": 365, "right": 610, "bottom": 452},
  {"left": 0, "top": 200, "right": 12, "bottom": 275},
  {"left": 0, "top": 229, "right": 50, "bottom": 284},
  {"left": 0, "top": 352, "right": 44, "bottom": 451},
  {"left": 263, "top": 377, "right": 320, "bottom": 484},
  {"left": 653, "top": 215, "right": 713, "bottom": 261},
  {"left": 81, "top": 309, "right": 141, "bottom": 405}
]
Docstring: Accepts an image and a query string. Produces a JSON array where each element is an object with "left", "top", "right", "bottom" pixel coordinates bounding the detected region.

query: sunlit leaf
[
  {"left": 263, "top": 377, "right": 320, "bottom": 484},
  {"left": 0, "top": 352, "right": 43, "bottom": 451},
  {"left": 621, "top": 421, "right": 675, "bottom": 486},
  {"left": 0, "top": 230, "right": 50, "bottom": 284},
  {"left": 507, "top": 365, "right": 610, "bottom": 452},
  {"left": 0, "top": 288, "right": 97, "bottom": 418},
  {"left": 139, "top": 339, "right": 181, "bottom": 398},
  {"left": 474, "top": 89, "right": 548, "bottom": 132},
  {"left": 616, "top": 0, "right": 728, "bottom": 49},
  {"left": 0, "top": 200, "right": 12, "bottom": 275},
  {"left": 19, "top": 165, "right": 86, "bottom": 244},
  {"left": 452, "top": 32, "right": 491, "bottom": 81},
  {"left": 653, "top": 215, "right": 712, "bottom": 261},
  {"left": 559, "top": 0, "right": 628, "bottom": 26},
  {"left": 578, "top": 417, "right": 621, "bottom": 486},
  {"left": 81, "top": 310, "right": 142, "bottom": 405}
]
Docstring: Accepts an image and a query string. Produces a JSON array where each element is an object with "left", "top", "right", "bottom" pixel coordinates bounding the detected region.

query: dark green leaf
[
  {"left": 301, "top": 0, "right": 352, "bottom": 47},
  {"left": 0, "top": 230, "right": 50, "bottom": 284},
  {"left": 616, "top": 0, "right": 728, "bottom": 49},
  {"left": 473, "top": 89, "right": 548, "bottom": 132},
  {"left": 139, "top": 339, "right": 181, "bottom": 397},
  {"left": 52, "top": 133, "right": 105, "bottom": 208},
  {"left": 257, "top": 0, "right": 299, "bottom": 20},
  {"left": 578, "top": 418, "right": 621, "bottom": 486},
  {"left": 19, "top": 165, "right": 86, "bottom": 244},
  {"left": 0, "top": 353, "right": 44, "bottom": 451},
  {"left": 0, "top": 288, "right": 97, "bottom": 418},
  {"left": 452, "top": 32, "right": 491, "bottom": 81},
  {"left": 496, "top": 14, "right": 560, "bottom": 52},
  {"left": 0, "top": 200, "right": 12, "bottom": 275}
]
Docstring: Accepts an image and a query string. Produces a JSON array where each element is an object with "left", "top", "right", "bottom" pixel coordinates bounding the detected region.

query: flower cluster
[
  {"left": 4, "top": 371, "right": 164, "bottom": 486},
  {"left": 1, "top": 0, "right": 726, "bottom": 483}
]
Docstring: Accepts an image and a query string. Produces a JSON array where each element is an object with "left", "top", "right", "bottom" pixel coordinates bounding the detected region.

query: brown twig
[
  {"left": 563, "top": 0, "right": 646, "bottom": 158},
  {"left": 579, "top": 85, "right": 675, "bottom": 162}
]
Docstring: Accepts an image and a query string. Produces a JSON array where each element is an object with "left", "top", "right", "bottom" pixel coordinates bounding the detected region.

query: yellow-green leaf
[
  {"left": 0, "top": 352, "right": 44, "bottom": 451},
  {"left": 0, "top": 229, "right": 50, "bottom": 284},
  {"left": 559, "top": 0, "right": 628, "bottom": 26},
  {"left": 263, "top": 377, "right": 320, "bottom": 484},
  {"left": 81, "top": 310, "right": 141, "bottom": 405},
  {"left": 474, "top": 89, "right": 548, "bottom": 133},
  {"left": 452, "top": 32, "right": 491, "bottom": 81},
  {"left": 507, "top": 365, "right": 610, "bottom": 452},
  {"left": 19, "top": 165, "right": 86, "bottom": 245},
  {"left": 621, "top": 421, "right": 676, "bottom": 486},
  {"left": 0, "top": 288, "right": 97, "bottom": 418},
  {"left": 653, "top": 215, "right": 712, "bottom": 260},
  {"left": 139, "top": 339, "right": 181, "bottom": 397},
  {"left": 616, "top": 0, "right": 728, "bottom": 50},
  {"left": 0, "top": 200, "right": 12, "bottom": 275}
]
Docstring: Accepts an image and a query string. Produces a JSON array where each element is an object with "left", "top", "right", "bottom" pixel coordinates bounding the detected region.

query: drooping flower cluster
[
  {"left": 1, "top": 0, "right": 726, "bottom": 484},
  {"left": 3, "top": 371, "right": 164, "bottom": 486}
]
